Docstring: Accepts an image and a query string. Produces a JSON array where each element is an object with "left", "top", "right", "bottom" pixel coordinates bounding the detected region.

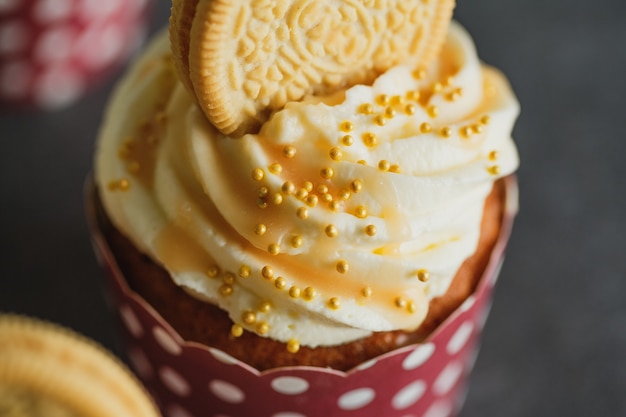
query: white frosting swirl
[{"left": 96, "top": 22, "right": 519, "bottom": 347}]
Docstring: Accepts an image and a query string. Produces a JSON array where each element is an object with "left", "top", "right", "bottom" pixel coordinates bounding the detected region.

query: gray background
[{"left": 1, "top": 1, "right": 624, "bottom": 416}]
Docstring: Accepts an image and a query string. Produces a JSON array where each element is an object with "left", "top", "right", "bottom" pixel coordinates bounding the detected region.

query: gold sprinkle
[
  {"left": 488, "top": 150, "right": 499, "bottom": 161},
  {"left": 446, "top": 88, "right": 463, "bottom": 101},
  {"left": 302, "top": 287, "right": 316, "bottom": 301},
  {"left": 269, "top": 163, "right": 282, "bottom": 174},
  {"left": 406, "top": 90, "right": 420, "bottom": 101},
  {"left": 256, "top": 322, "right": 269, "bottom": 335},
  {"left": 407, "top": 301, "right": 417, "bottom": 314},
  {"left": 287, "top": 339, "right": 300, "bottom": 353},
  {"left": 231, "top": 324, "right": 243, "bottom": 337},
  {"left": 268, "top": 243, "right": 280, "bottom": 255},
  {"left": 255, "top": 223, "right": 267, "bottom": 236},
  {"left": 223, "top": 273, "right": 235, "bottom": 285},
  {"left": 338, "top": 188, "right": 351, "bottom": 200},
  {"left": 305, "top": 194, "right": 319, "bottom": 207},
  {"left": 303, "top": 181, "right": 314, "bottom": 192},
  {"left": 320, "top": 167, "right": 334, "bottom": 179},
  {"left": 395, "top": 297, "right": 407, "bottom": 308},
  {"left": 207, "top": 266, "right": 220, "bottom": 278},
  {"left": 252, "top": 168, "right": 264, "bottom": 181},
  {"left": 258, "top": 301, "right": 272, "bottom": 312},
  {"left": 420, "top": 122, "right": 432, "bottom": 134},
  {"left": 325, "top": 224, "right": 338, "bottom": 238},
  {"left": 321, "top": 193, "right": 333, "bottom": 203},
  {"left": 327, "top": 297, "right": 341, "bottom": 310},
  {"left": 365, "top": 224, "right": 377, "bottom": 236},
  {"left": 288, "top": 286, "right": 301, "bottom": 298},
  {"left": 472, "top": 123, "right": 483, "bottom": 134},
  {"left": 384, "top": 107, "right": 396, "bottom": 118},
  {"left": 336, "top": 260, "right": 349, "bottom": 274},
  {"left": 329, "top": 147, "right": 343, "bottom": 161},
  {"left": 257, "top": 198, "right": 268, "bottom": 209},
  {"left": 339, "top": 120, "right": 354, "bottom": 132},
  {"left": 480, "top": 115, "right": 491, "bottom": 125},
  {"left": 275, "top": 277, "right": 287, "bottom": 289},
  {"left": 350, "top": 179, "right": 363, "bottom": 193},
  {"left": 431, "top": 82, "right": 443, "bottom": 93},
  {"left": 374, "top": 114, "right": 387, "bottom": 126},
  {"left": 378, "top": 160, "right": 390, "bottom": 171},
  {"left": 361, "top": 287, "right": 372, "bottom": 297},
  {"left": 359, "top": 103, "right": 374, "bottom": 114},
  {"left": 355, "top": 205, "right": 368, "bottom": 219},
  {"left": 238, "top": 265, "right": 251, "bottom": 278},
  {"left": 282, "top": 145, "right": 296, "bottom": 158},
  {"left": 404, "top": 104, "right": 416, "bottom": 115},
  {"left": 389, "top": 164, "right": 401, "bottom": 173},
  {"left": 412, "top": 68, "right": 427, "bottom": 80},
  {"left": 291, "top": 235, "right": 303, "bottom": 248},
  {"left": 460, "top": 126, "right": 473, "bottom": 139},
  {"left": 295, "top": 188, "right": 309, "bottom": 200},
  {"left": 390, "top": 95, "right": 404, "bottom": 106},
  {"left": 427, "top": 105, "right": 439, "bottom": 118},
  {"left": 272, "top": 192, "right": 284, "bottom": 205},
  {"left": 443, "top": 75, "right": 455, "bottom": 86},
  {"left": 417, "top": 269, "right": 430, "bottom": 282},
  {"left": 281, "top": 181, "right": 296, "bottom": 194},
  {"left": 219, "top": 284, "right": 233, "bottom": 296},
  {"left": 258, "top": 186, "right": 269, "bottom": 198},
  {"left": 362, "top": 132, "right": 378, "bottom": 147},
  {"left": 439, "top": 127, "right": 452, "bottom": 138},
  {"left": 341, "top": 134, "right": 354, "bottom": 146},
  {"left": 296, "top": 207, "right": 308, "bottom": 219},
  {"left": 242, "top": 311, "right": 257, "bottom": 324},
  {"left": 329, "top": 201, "right": 340, "bottom": 211},
  {"left": 487, "top": 165, "right": 501, "bottom": 175},
  {"left": 357, "top": 160, "right": 367, "bottom": 165},
  {"left": 375, "top": 94, "right": 390, "bottom": 106},
  {"left": 262, "top": 265, "right": 274, "bottom": 280},
  {"left": 317, "top": 184, "right": 329, "bottom": 194},
  {"left": 107, "top": 179, "right": 130, "bottom": 191}
]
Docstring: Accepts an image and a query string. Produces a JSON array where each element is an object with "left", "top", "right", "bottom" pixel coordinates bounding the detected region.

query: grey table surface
[{"left": 2, "top": 1, "right": 625, "bottom": 416}]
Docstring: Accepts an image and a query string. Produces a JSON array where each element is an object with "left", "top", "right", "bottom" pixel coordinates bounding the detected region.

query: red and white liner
[{"left": 87, "top": 176, "right": 518, "bottom": 417}]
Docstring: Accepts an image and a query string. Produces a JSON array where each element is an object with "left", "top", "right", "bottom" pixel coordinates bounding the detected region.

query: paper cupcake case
[
  {"left": 88, "top": 176, "right": 518, "bottom": 417},
  {"left": 0, "top": 0, "right": 150, "bottom": 109}
]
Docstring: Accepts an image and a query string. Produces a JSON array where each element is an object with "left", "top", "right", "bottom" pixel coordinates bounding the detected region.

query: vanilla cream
[{"left": 96, "top": 22, "right": 519, "bottom": 347}]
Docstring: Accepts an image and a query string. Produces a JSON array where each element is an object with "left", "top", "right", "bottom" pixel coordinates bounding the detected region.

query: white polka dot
[
  {"left": 433, "top": 362, "right": 463, "bottom": 396},
  {"left": 119, "top": 304, "right": 143, "bottom": 338},
  {"left": 153, "top": 326, "right": 182, "bottom": 355},
  {"left": 34, "top": 26, "right": 75, "bottom": 63},
  {"left": 127, "top": 346, "right": 153, "bottom": 379},
  {"left": 209, "top": 348, "right": 239, "bottom": 365},
  {"left": 0, "top": 60, "right": 32, "bottom": 99},
  {"left": 159, "top": 367, "right": 191, "bottom": 397},
  {"left": 33, "top": 0, "right": 73, "bottom": 23},
  {"left": 271, "top": 413, "right": 306, "bottom": 417},
  {"left": 271, "top": 376, "right": 309, "bottom": 395},
  {"left": 447, "top": 321, "right": 474, "bottom": 355},
  {"left": 0, "top": 20, "right": 29, "bottom": 55},
  {"left": 337, "top": 388, "right": 375, "bottom": 410},
  {"left": 76, "top": 23, "right": 124, "bottom": 69},
  {"left": 402, "top": 343, "right": 435, "bottom": 370},
  {"left": 0, "top": 0, "right": 19, "bottom": 13},
  {"left": 209, "top": 380, "right": 245, "bottom": 404},
  {"left": 166, "top": 404, "right": 193, "bottom": 417},
  {"left": 459, "top": 295, "right": 476, "bottom": 312},
  {"left": 392, "top": 380, "right": 427, "bottom": 410},
  {"left": 423, "top": 400, "right": 453, "bottom": 417},
  {"left": 34, "top": 65, "right": 84, "bottom": 108},
  {"left": 78, "top": 0, "right": 122, "bottom": 20}
]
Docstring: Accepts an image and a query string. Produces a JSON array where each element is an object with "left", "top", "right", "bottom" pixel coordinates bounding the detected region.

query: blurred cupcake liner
[
  {"left": 87, "top": 176, "right": 518, "bottom": 417},
  {"left": 0, "top": 0, "right": 151, "bottom": 109}
]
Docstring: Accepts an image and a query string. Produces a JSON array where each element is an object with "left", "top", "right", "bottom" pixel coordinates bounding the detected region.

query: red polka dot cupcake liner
[
  {"left": 87, "top": 176, "right": 518, "bottom": 417},
  {"left": 0, "top": 0, "right": 150, "bottom": 109}
]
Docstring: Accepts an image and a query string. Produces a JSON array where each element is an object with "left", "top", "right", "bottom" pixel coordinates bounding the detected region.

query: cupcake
[{"left": 88, "top": 1, "right": 520, "bottom": 416}]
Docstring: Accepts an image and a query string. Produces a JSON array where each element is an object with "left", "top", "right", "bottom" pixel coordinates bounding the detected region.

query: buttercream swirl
[{"left": 96, "top": 21, "right": 519, "bottom": 347}]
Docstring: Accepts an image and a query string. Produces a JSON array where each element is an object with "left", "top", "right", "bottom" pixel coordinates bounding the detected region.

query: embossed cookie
[
  {"left": 171, "top": 0, "right": 455, "bottom": 136},
  {"left": 0, "top": 314, "right": 159, "bottom": 417}
]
